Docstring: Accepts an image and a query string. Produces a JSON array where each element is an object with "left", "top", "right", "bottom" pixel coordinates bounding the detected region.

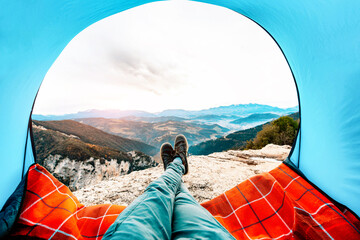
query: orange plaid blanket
[
  {"left": 202, "top": 164, "right": 360, "bottom": 239},
  {"left": 9, "top": 164, "right": 360, "bottom": 239}
]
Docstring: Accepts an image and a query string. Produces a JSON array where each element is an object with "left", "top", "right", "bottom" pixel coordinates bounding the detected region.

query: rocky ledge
[
  {"left": 43, "top": 151, "right": 157, "bottom": 191},
  {"left": 73, "top": 144, "right": 290, "bottom": 206}
]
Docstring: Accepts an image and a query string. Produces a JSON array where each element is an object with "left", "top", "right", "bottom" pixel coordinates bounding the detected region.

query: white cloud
[{"left": 33, "top": 1, "right": 298, "bottom": 115}]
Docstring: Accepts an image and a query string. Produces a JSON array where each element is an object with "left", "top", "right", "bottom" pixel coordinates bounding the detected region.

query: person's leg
[
  {"left": 172, "top": 183, "right": 236, "bottom": 240},
  {"left": 103, "top": 158, "right": 185, "bottom": 240}
]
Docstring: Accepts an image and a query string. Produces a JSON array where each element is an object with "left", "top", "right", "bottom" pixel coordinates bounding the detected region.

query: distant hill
[
  {"left": 122, "top": 116, "right": 187, "bottom": 123},
  {"left": 32, "top": 122, "right": 157, "bottom": 191},
  {"left": 189, "top": 124, "right": 264, "bottom": 155},
  {"left": 196, "top": 104, "right": 296, "bottom": 116},
  {"left": 33, "top": 120, "right": 158, "bottom": 156},
  {"left": 75, "top": 118, "right": 229, "bottom": 148},
  {"left": 288, "top": 112, "right": 300, "bottom": 120},
  {"left": 192, "top": 115, "right": 238, "bottom": 121},
  {"left": 189, "top": 112, "right": 300, "bottom": 155},
  {"left": 32, "top": 105, "right": 299, "bottom": 152},
  {"left": 230, "top": 113, "right": 280, "bottom": 124},
  {"left": 33, "top": 124, "right": 132, "bottom": 164},
  {"left": 157, "top": 104, "right": 297, "bottom": 118},
  {"left": 33, "top": 104, "right": 298, "bottom": 121},
  {"left": 33, "top": 109, "right": 156, "bottom": 121}
]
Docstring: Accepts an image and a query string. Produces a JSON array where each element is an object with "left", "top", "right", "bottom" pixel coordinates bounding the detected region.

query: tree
[{"left": 245, "top": 116, "right": 299, "bottom": 149}]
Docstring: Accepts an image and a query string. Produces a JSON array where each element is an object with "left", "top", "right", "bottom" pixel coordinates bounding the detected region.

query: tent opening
[
  {"left": 2, "top": 0, "right": 360, "bottom": 239},
  {"left": 31, "top": 1, "right": 299, "bottom": 200}
]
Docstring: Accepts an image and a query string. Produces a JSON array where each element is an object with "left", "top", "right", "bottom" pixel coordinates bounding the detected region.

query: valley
[{"left": 31, "top": 104, "right": 299, "bottom": 192}]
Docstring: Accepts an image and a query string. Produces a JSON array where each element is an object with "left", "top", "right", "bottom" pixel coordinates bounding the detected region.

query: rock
[
  {"left": 73, "top": 145, "right": 283, "bottom": 206},
  {"left": 230, "top": 144, "right": 291, "bottom": 161},
  {"left": 246, "top": 160, "right": 258, "bottom": 165},
  {"left": 207, "top": 144, "right": 291, "bottom": 166},
  {"left": 128, "top": 151, "right": 158, "bottom": 171},
  {"left": 43, "top": 151, "right": 158, "bottom": 191}
]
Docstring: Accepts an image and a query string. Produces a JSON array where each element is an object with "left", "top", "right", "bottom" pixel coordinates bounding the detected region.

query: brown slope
[
  {"left": 33, "top": 124, "right": 132, "bottom": 165},
  {"left": 75, "top": 118, "right": 229, "bottom": 148},
  {"left": 33, "top": 120, "right": 158, "bottom": 156}
]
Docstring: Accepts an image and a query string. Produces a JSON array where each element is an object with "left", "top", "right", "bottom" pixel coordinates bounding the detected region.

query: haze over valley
[
  {"left": 33, "top": 103, "right": 298, "bottom": 150},
  {"left": 32, "top": 103, "right": 298, "bottom": 193}
]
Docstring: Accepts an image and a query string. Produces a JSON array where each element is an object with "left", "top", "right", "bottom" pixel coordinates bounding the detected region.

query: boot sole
[
  {"left": 160, "top": 142, "right": 174, "bottom": 171},
  {"left": 175, "top": 134, "right": 189, "bottom": 175}
]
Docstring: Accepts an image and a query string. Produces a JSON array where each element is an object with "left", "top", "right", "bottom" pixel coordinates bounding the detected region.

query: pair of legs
[{"left": 103, "top": 135, "right": 234, "bottom": 239}]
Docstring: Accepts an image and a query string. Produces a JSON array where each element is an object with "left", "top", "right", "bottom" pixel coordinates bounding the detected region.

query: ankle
[
  {"left": 173, "top": 157, "right": 182, "bottom": 164},
  {"left": 172, "top": 157, "right": 185, "bottom": 174}
]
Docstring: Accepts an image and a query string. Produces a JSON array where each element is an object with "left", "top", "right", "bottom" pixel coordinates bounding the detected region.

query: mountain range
[
  {"left": 230, "top": 113, "right": 280, "bottom": 125},
  {"left": 30, "top": 104, "right": 300, "bottom": 191},
  {"left": 33, "top": 104, "right": 298, "bottom": 133},
  {"left": 33, "top": 104, "right": 298, "bottom": 121},
  {"left": 33, "top": 122, "right": 132, "bottom": 164},
  {"left": 32, "top": 121, "right": 158, "bottom": 190},
  {"left": 33, "top": 120, "right": 158, "bottom": 156},
  {"left": 189, "top": 112, "right": 300, "bottom": 155},
  {"left": 189, "top": 125, "right": 264, "bottom": 155},
  {"left": 75, "top": 118, "right": 229, "bottom": 148}
]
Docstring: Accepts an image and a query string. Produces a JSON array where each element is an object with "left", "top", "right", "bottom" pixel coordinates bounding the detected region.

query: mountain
[
  {"left": 288, "top": 112, "right": 300, "bottom": 120},
  {"left": 33, "top": 109, "right": 156, "bottom": 121},
  {"left": 32, "top": 105, "right": 299, "bottom": 149},
  {"left": 33, "top": 120, "right": 158, "bottom": 156},
  {"left": 33, "top": 123, "right": 132, "bottom": 164},
  {"left": 33, "top": 104, "right": 298, "bottom": 121},
  {"left": 122, "top": 116, "right": 187, "bottom": 123},
  {"left": 75, "top": 118, "right": 229, "bottom": 148},
  {"left": 285, "top": 106, "right": 300, "bottom": 113},
  {"left": 196, "top": 104, "right": 296, "bottom": 116},
  {"left": 157, "top": 104, "right": 297, "bottom": 118},
  {"left": 157, "top": 109, "right": 194, "bottom": 118},
  {"left": 230, "top": 113, "right": 280, "bottom": 124},
  {"left": 192, "top": 115, "right": 238, "bottom": 121},
  {"left": 189, "top": 112, "right": 300, "bottom": 155},
  {"left": 189, "top": 124, "right": 264, "bottom": 155},
  {"left": 32, "top": 122, "right": 158, "bottom": 191}
]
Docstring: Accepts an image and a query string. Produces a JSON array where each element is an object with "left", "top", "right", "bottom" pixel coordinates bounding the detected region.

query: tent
[{"left": 0, "top": 0, "right": 359, "bottom": 237}]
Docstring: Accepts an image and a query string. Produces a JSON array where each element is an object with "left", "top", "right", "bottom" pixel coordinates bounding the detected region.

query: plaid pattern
[
  {"left": 10, "top": 164, "right": 360, "bottom": 239},
  {"left": 202, "top": 164, "right": 360, "bottom": 239},
  {"left": 10, "top": 165, "right": 125, "bottom": 240}
]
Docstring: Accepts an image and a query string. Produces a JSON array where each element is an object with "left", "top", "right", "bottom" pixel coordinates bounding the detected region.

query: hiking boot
[
  {"left": 160, "top": 143, "right": 175, "bottom": 171},
  {"left": 174, "top": 134, "right": 189, "bottom": 175}
]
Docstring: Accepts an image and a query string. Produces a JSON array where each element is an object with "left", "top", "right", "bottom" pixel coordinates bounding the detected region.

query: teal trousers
[{"left": 103, "top": 158, "right": 235, "bottom": 240}]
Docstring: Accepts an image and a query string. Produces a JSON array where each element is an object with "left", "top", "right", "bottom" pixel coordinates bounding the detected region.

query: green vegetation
[
  {"left": 189, "top": 124, "right": 263, "bottom": 155},
  {"left": 245, "top": 116, "right": 299, "bottom": 149},
  {"left": 189, "top": 112, "right": 299, "bottom": 155}
]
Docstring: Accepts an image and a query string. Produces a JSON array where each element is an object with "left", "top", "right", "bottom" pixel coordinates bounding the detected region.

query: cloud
[
  {"left": 105, "top": 49, "right": 186, "bottom": 95},
  {"left": 34, "top": 1, "right": 298, "bottom": 115}
]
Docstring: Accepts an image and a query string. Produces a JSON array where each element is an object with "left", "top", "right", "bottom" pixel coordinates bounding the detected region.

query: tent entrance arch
[
  {"left": 32, "top": 0, "right": 301, "bottom": 166},
  {"left": 0, "top": 0, "right": 359, "bottom": 221}
]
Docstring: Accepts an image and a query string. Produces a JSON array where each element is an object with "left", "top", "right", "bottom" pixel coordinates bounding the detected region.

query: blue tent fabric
[{"left": 0, "top": 0, "right": 359, "bottom": 219}]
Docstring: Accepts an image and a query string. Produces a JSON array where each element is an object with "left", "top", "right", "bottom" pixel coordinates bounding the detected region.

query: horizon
[{"left": 33, "top": 102, "right": 299, "bottom": 117}]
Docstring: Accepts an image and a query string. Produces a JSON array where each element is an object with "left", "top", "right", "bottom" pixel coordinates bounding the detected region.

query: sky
[{"left": 33, "top": 0, "right": 298, "bottom": 115}]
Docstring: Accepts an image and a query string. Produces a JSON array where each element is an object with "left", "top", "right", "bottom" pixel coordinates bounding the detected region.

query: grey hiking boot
[
  {"left": 160, "top": 142, "right": 175, "bottom": 171},
  {"left": 174, "top": 134, "right": 189, "bottom": 175}
]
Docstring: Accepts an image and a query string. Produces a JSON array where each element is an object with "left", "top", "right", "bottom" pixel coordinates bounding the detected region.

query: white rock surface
[
  {"left": 44, "top": 151, "right": 157, "bottom": 191},
  {"left": 74, "top": 144, "right": 289, "bottom": 206}
]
